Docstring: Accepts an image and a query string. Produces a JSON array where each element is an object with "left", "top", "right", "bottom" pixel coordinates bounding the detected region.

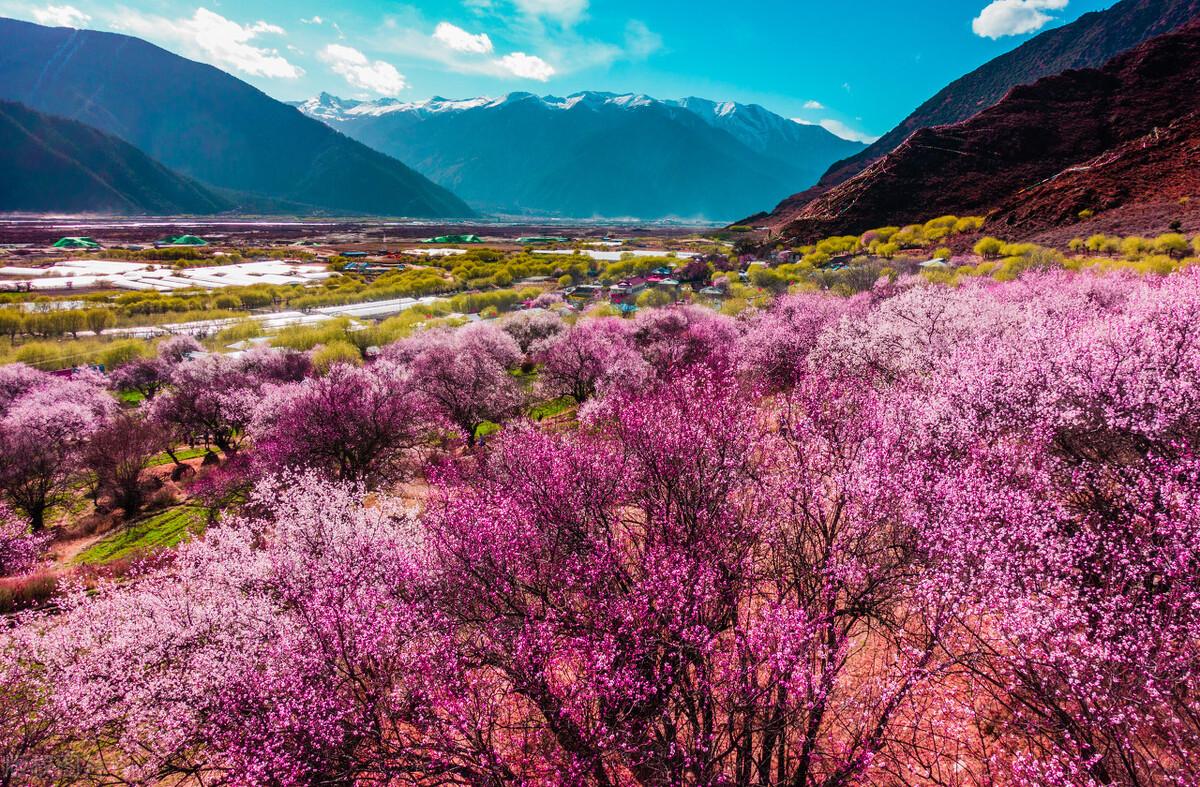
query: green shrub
[
  {"left": 98, "top": 340, "right": 151, "bottom": 369},
  {"left": 311, "top": 341, "right": 362, "bottom": 374},
  {"left": 974, "top": 237, "right": 1004, "bottom": 259}
]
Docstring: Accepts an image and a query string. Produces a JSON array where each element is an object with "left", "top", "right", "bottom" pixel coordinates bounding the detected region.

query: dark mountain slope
[
  {"left": 0, "top": 17, "right": 472, "bottom": 217},
  {"left": 0, "top": 100, "right": 229, "bottom": 214},
  {"left": 521, "top": 103, "right": 796, "bottom": 219},
  {"left": 766, "top": 19, "right": 1200, "bottom": 242},
  {"left": 991, "top": 112, "right": 1200, "bottom": 241},
  {"left": 761, "top": 0, "right": 1200, "bottom": 224}
]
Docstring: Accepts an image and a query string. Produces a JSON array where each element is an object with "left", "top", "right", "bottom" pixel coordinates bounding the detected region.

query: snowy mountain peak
[
  {"left": 297, "top": 90, "right": 784, "bottom": 122},
  {"left": 295, "top": 92, "right": 363, "bottom": 121},
  {"left": 292, "top": 88, "right": 866, "bottom": 221},
  {"left": 295, "top": 90, "right": 865, "bottom": 159}
]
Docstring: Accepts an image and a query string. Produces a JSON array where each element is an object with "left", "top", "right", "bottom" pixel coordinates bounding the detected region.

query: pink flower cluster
[
  {"left": 4, "top": 268, "right": 1200, "bottom": 785},
  {"left": 0, "top": 366, "right": 115, "bottom": 532},
  {"left": 0, "top": 503, "right": 48, "bottom": 576}
]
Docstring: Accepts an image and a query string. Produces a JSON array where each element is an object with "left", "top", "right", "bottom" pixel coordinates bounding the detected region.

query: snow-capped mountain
[
  {"left": 668, "top": 97, "right": 823, "bottom": 160},
  {"left": 294, "top": 91, "right": 865, "bottom": 220},
  {"left": 300, "top": 91, "right": 676, "bottom": 120},
  {"left": 295, "top": 93, "right": 500, "bottom": 120}
]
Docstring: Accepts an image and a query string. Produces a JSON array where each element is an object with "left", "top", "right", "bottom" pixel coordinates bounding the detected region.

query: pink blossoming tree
[
  {"left": 0, "top": 503, "right": 49, "bottom": 576},
  {"left": 534, "top": 317, "right": 648, "bottom": 403},
  {"left": 250, "top": 362, "right": 434, "bottom": 486},
  {"left": 387, "top": 324, "right": 526, "bottom": 446},
  {"left": 0, "top": 372, "right": 115, "bottom": 530}
]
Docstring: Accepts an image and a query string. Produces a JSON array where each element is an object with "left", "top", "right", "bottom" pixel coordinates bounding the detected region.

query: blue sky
[{"left": 4, "top": 0, "right": 1115, "bottom": 142}]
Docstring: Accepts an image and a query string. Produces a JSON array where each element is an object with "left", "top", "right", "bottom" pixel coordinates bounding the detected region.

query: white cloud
[
  {"left": 818, "top": 119, "right": 879, "bottom": 144},
  {"left": 319, "top": 44, "right": 407, "bottom": 95},
  {"left": 115, "top": 8, "right": 302, "bottom": 79},
  {"left": 512, "top": 0, "right": 589, "bottom": 25},
  {"left": 248, "top": 20, "right": 285, "bottom": 36},
  {"left": 802, "top": 100, "right": 825, "bottom": 110},
  {"left": 972, "top": 0, "right": 1068, "bottom": 39},
  {"left": 33, "top": 4, "right": 90, "bottom": 27},
  {"left": 377, "top": 3, "right": 654, "bottom": 83},
  {"left": 495, "top": 51, "right": 555, "bottom": 80},
  {"left": 624, "top": 20, "right": 661, "bottom": 59},
  {"left": 300, "top": 16, "right": 324, "bottom": 25},
  {"left": 433, "top": 21, "right": 493, "bottom": 54}
]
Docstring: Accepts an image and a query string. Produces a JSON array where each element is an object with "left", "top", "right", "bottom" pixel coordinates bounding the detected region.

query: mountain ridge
[
  {"left": 763, "top": 19, "right": 1200, "bottom": 242},
  {"left": 760, "top": 0, "right": 1200, "bottom": 226},
  {"left": 0, "top": 100, "right": 230, "bottom": 215},
  {"left": 296, "top": 90, "right": 864, "bottom": 221},
  {"left": 0, "top": 17, "right": 474, "bottom": 218}
]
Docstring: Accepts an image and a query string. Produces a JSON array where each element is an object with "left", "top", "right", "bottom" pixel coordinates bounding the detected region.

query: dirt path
[{"left": 50, "top": 533, "right": 105, "bottom": 566}]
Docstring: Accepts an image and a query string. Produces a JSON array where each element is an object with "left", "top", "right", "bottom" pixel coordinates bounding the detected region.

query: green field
[
  {"left": 74, "top": 506, "right": 207, "bottom": 565},
  {"left": 146, "top": 446, "right": 210, "bottom": 467},
  {"left": 529, "top": 395, "right": 576, "bottom": 421}
]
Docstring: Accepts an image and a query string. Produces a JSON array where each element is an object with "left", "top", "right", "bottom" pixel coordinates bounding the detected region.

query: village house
[{"left": 609, "top": 276, "right": 649, "bottom": 304}]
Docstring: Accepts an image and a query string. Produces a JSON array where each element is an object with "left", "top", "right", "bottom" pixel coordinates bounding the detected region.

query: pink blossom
[
  {"left": 6, "top": 269, "right": 1200, "bottom": 784},
  {"left": 0, "top": 503, "right": 49, "bottom": 576},
  {"left": 0, "top": 363, "right": 49, "bottom": 414},
  {"left": 250, "top": 361, "right": 433, "bottom": 485},
  {"left": 534, "top": 316, "right": 648, "bottom": 403},
  {"left": 0, "top": 373, "right": 115, "bottom": 530},
  {"left": 385, "top": 323, "right": 525, "bottom": 446},
  {"left": 156, "top": 334, "right": 203, "bottom": 364},
  {"left": 500, "top": 309, "right": 566, "bottom": 356}
]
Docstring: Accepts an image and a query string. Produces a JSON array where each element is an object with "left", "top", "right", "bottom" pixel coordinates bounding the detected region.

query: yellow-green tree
[{"left": 974, "top": 237, "right": 1004, "bottom": 259}]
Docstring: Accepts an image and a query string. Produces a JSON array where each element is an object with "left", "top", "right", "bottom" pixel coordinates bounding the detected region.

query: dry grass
[{"left": 0, "top": 570, "right": 59, "bottom": 614}]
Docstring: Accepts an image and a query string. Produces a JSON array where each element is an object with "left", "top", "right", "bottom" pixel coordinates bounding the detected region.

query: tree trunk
[
  {"left": 27, "top": 504, "right": 45, "bottom": 533},
  {"left": 164, "top": 446, "right": 193, "bottom": 481},
  {"left": 213, "top": 434, "right": 236, "bottom": 457}
]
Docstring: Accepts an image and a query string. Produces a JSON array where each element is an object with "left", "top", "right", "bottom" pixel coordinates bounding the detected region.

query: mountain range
[
  {"left": 295, "top": 91, "right": 864, "bottom": 221},
  {"left": 760, "top": 0, "right": 1200, "bottom": 230},
  {"left": 762, "top": 18, "right": 1200, "bottom": 243},
  {"left": 0, "top": 17, "right": 472, "bottom": 218},
  {"left": 0, "top": 100, "right": 230, "bottom": 214},
  {"left": 3, "top": 1, "right": 1198, "bottom": 233}
]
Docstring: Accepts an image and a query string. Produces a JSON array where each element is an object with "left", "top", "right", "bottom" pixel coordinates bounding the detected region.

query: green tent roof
[
  {"left": 53, "top": 236, "right": 101, "bottom": 249},
  {"left": 422, "top": 234, "right": 483, "bottom": 244},
  {"left": 160, "top": 234, "right": 208, "bottom": 246}
]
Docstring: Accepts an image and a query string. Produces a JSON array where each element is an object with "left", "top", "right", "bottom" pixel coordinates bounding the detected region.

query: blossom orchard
[{"left": 2, "top": 270, "right": 1200, "bottom": 785}]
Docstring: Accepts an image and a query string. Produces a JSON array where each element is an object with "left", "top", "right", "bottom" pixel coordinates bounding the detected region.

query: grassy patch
[
  {"left": 74, "top": 506, "right": 206, "bottom": 566},
  {"left": 529, "top": 396, "right": 576, "bottom": 421},
  {"left": 474, "top": 421, "right": 502, "bottom": 442},
  {"left": 468, "top": 397, "right": 576, "bottom": 444},
  {"left": 117, "top": 389, "right": 146, "bottom": 406},
  {"left": 146, "top": 446, "right": 209, "bottom": 466}
]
